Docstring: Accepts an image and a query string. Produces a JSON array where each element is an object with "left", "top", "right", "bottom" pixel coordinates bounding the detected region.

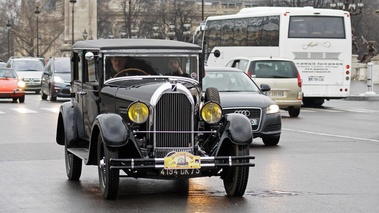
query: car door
[
  {"left": 41, "top": 59, "right": 52, "bottom": 95},
  {"left": 78, "top": 51, "right": 100, "bottom": 139}
]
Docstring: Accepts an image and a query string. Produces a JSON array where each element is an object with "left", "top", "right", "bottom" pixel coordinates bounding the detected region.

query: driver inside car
[{"left": 107, "top": 57, "right": 149, "bottom": 79}]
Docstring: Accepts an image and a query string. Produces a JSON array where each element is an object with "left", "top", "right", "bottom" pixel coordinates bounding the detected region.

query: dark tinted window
[
  {"left": 288, "top": 16, "right": 345, "bottom": 39},
  {"left": 250, "top": 60, "right": 298, "bottom": 78}
]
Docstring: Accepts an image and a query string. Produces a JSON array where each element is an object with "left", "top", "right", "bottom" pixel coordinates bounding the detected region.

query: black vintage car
[{"left": 56, "top": 39, "right": 254, "bottom": 199}]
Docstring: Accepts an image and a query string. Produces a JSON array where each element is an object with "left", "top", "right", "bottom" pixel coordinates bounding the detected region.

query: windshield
[
  {"left": 250, "top": 60, "right": 298, "bottom": 78},
  {"left": 0, "top": 69, "right": 17, "bottom": 78},
  {"left": 289, "top": 16, "right": 345, "bottom": 39},
  {"left": 13, "top": 60, "right": 44, "bottom": 71},
  {"left": 104, "top": 55, "right": 198, "bottom": 80},
  {"left": 203, "top": 71, "right": 260, "bottom": 92},
  {"left": 54, "top": 58, "right": 71, "bottom": 73}
]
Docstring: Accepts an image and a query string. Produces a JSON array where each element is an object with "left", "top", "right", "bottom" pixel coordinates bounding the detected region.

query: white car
[
  {"left": 6, "top": 57, "right": 44, "bottom": 94},
  {"left": 226, "top": 57, "right": 303, "bottom": 117}
]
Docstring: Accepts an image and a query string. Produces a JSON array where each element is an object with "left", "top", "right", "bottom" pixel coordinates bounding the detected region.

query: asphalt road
[{"left": 0, "top": 93, "right": 378, "bottom": 213}]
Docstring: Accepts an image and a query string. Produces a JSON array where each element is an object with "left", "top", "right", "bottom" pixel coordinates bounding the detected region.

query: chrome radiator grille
[{"left": 154, "top": 93, "right": 193, "bottom": 157}]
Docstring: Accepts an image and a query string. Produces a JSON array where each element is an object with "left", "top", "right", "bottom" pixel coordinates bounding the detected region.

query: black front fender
[
  {"left": 223, "top": 113, "right": 253, "bottom": 145},
  {"left": 56, "top": 102, "right": 76, "bottom": 146},
  {"left": 93, "top": 113, "right": 129, "bottom": 147}
]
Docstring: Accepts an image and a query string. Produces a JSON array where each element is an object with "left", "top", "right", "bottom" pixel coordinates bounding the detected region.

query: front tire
[
  {"left": 18, "top": 95, "right": 25, "bottom": 103},
  {"left": 65, "top": 142, "right": 82, "bottom": 180},
  {"left": 222, "top": 144, "right": 249, "bottom": 197},
  {"left": 98, "top": 135, "right": 120, "bottom": 200},
  {"left": 262, "top": 136, "right": 280, "bottom": 146},
  {"left": 41, "top": 91, "right": 47, "bottom": 100}
]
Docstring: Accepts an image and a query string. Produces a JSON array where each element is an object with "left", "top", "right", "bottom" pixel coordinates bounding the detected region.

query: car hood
[
  {"left": 54, "top": 73, "right": 71, "bottom": 82},
  {"left": 16, "top": 71, "right": 43, "bottom": 79},
  {"left": 0, "top": 78, "right": 19, "bottom": 90},
  {"left": 219, "top": 92, "right": 275, "bottom": 108},
  {"left": 102, "top": 76, "right": 200, "bottom": 104}
]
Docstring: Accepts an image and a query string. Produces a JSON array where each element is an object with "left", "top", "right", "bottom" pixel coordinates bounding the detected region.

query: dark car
[
  {"left": 203, "top": 67, "right": 282, "bottom": 146},
  {"left": 56, "top": 39, "right": 255, "bottom": 199},
  {"left": 41, "top": 57, "right": 71, "bottom": 101}
]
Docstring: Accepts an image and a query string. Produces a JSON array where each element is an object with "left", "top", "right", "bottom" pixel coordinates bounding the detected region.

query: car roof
[
  {"left": 72, "top": 39, "right": 202, "bottom": 51},
  {"left": 10, "top": 57, "right": 42, "bottom": 61},
  {"left": 205, "top": 67, "right": 243, "bottom": 72},
  {"left": 229, "top": 56, "right": 295, "bottom": 62}
]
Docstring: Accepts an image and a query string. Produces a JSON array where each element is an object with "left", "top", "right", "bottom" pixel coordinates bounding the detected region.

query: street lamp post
[
  {"left": 70, "top": 0, "right": 77, "bottom": 45},
  {"left": 34, "top": 6, "right": 41, "bottom": 57},
  {"left": 6, "top": 20, "right": 11, "bottom": 59}
]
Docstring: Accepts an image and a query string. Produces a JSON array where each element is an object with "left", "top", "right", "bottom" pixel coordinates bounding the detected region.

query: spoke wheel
[
  {"left": 222, "top": 144, "right": 249, "bottom": 197},
  {"left": 97, "top": 136, "right": 120, "bottom": 200},
  {"left": 65, "top": 140, "right": 82, "bottom": 180}
]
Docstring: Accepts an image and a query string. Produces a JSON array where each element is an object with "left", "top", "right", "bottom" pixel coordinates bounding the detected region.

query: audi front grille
[
  {"left": 223, "top": 108, "right": 262, "bottom": 131},
  {"left": 154, "top": 93, "right": 193, "bottom": 157}
]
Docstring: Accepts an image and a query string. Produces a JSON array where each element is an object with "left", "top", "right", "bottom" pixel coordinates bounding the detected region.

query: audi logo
[{"left": 234, "top": 110, "right": 250, "bottom": 117}]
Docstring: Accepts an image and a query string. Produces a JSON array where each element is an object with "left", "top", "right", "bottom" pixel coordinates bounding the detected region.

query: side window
[{"left": 87, "top": 59, "right": 97, "bottom": 82}]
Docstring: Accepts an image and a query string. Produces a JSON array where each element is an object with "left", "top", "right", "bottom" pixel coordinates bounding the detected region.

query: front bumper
[{"left": 110, "top": 155, "right": 255, "bottom": 175}]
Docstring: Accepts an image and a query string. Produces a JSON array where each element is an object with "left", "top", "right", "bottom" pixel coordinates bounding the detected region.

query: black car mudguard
[
  {"left": 56, "top": 102, "right": 77, "bottom": 146},
  {"left": 223, "top": 113, "right": 253, "bottom": 145},
  {"left": 93, "top": 113, "right": 129, "bottom": 147}
]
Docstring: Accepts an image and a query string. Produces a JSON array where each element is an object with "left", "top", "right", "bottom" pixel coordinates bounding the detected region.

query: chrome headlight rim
[
  {"left": 127, "top": 101, "right": 149, "bottom": 124},
  {"left": 201, "top": 101, "right": 222, "bottom": 124}
]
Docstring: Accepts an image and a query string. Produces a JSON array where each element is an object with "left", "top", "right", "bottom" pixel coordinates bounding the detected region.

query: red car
[{"left": 0, "top": 68, "right": 25, "bottom": 103}]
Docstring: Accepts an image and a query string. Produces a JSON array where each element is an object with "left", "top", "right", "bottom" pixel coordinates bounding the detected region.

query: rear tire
[
  {"left": 288, "top": 108, "right": 300, "bottom": 117},
  {"left": 222, "top": 144, "right": 249, "bottom": 197},
  {"left": 98, "top": 135, "right": 120, "bottom": 200}
]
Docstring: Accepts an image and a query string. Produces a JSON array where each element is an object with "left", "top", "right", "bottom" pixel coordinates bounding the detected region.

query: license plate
[
  {"left": 250, "top": 118, "right": 258, "bottom": 125},
  {"left": 160, "top": 169, "right": 201, "bottom": 176},
  {"left": 164, "top": 152, "right": 201, "bottom": 169},
  {"left": 268, "top": 91, "right": 284, "bottom": 97}
]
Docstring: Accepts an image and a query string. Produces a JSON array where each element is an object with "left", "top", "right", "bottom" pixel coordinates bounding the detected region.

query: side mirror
[
  {"left": 85, "top": 52, "right": 94, "bottom": 61},
  {"left": 260, "top": 83, "right": 271, "bottom": 92},
  {"left": 213, "top": 50, "right": 220, "bottom": 58}
]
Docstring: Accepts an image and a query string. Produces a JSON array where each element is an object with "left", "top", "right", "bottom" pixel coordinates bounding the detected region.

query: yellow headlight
[
  {"left": 201, "top": 102, "right": 222, "bottom": 124},
  {"left": 128, "top": 102, "right": 149, "bottom": 124}
]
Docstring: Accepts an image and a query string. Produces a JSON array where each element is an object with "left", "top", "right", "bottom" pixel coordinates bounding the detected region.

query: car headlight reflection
[
  {"left": 128, "top": 102, "right": 149, "bottom": 124},
  {"left": 201, "top": 101, "right": 222, "bottom": 124},
  {"left": 267, "top": 104, "right": 280, "bottom": 114},
  {"left": 53, "top": 76, "right": 65, "bottom": 83},
  {"left": 17, "top": 81, "right": 26, "bottom": 88}
]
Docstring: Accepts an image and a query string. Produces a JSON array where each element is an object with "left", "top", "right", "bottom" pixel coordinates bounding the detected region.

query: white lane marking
[
  {"left": 284, "top": 128, "right": 379, "bottom": 143},
  {"left": 0, "top": 111, "right": 4, "bottom": 114},
  {"left": 41, "top": 108, "right": 60, "bottom": 113},
  {"left": 10, "top": 108, "right": 38, "bottom": 113}
]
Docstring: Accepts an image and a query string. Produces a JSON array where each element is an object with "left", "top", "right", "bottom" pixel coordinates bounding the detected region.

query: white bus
[{"left": 201, "top": 7, "right": 352, "bottom": 106}]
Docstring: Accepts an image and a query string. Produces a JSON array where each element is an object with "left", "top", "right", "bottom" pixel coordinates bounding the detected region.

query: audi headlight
[
  {"left": 127, "top": 102, "right": 149, "bottom": 124},
  {"left": 267, "top": 104, "right": 280, "bottom": 114},
  {"left": 201, "top": 101, "right": 222, "bottom": 124}
]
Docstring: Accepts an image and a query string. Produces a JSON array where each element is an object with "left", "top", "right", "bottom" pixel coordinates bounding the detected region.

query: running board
[{"left": 67, "top": 148, "right": 89, "bottom": 161}]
